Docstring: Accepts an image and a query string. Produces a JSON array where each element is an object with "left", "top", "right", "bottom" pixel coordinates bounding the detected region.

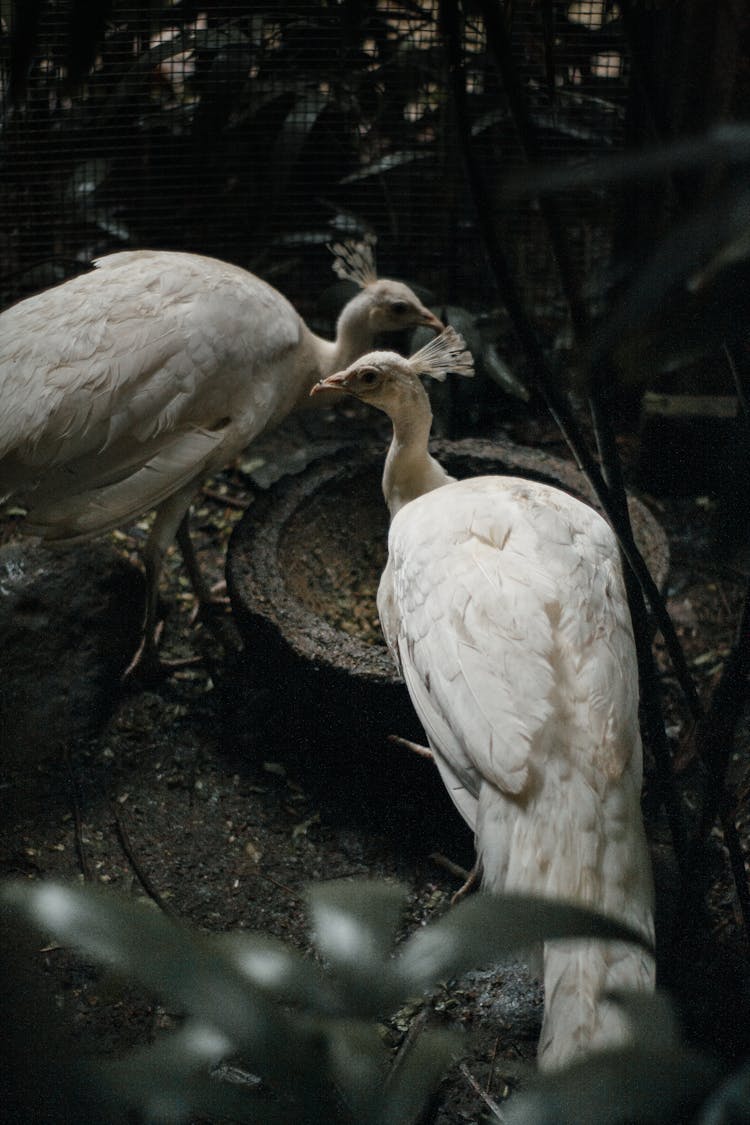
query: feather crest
[
  {"left": 328, "top": 234, "right": 378, "bottom": 287},
  {"left": 409, "top": 326, "right": 475, "bottom": 382}
]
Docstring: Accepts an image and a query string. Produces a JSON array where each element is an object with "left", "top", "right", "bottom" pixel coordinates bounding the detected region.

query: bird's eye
[
  {"left": 359, "top": 368, "right": 378, "bottom": 386},
  {"left": 390, "top": 300, "right": 409, "bottom": 315}
]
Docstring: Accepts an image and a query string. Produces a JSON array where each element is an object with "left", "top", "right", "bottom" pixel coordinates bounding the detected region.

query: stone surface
[
  {"left": 227, "top": 436, "right": 670, "bottom": 752},
  {"left": 0, "top": 542, "right": 145, "bottom": 759}
]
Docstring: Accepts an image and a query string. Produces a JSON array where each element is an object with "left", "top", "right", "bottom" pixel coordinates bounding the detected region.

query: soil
[{"left": 1, "top": 400, "right": 749, "bottom": 1122}]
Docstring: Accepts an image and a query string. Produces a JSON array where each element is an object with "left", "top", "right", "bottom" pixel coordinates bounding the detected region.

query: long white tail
[
  {"left": 476, "top": 728, "right": 656, "bottom": 1071},
  {"left": 538, "top": 934, "right": 655, "bottom": 1070}
]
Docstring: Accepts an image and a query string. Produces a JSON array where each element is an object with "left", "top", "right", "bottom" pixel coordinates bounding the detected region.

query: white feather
[
  {"left": 341, "top": 337, "right": 655, "bottom": 1070},
  {"left": 0, "top": 247, "right": 443, "bottom": 661}
]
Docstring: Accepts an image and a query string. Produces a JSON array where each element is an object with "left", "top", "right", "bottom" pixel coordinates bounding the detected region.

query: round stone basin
[{"left": 226, "top": 437, "right": 670, "bottom": 710}]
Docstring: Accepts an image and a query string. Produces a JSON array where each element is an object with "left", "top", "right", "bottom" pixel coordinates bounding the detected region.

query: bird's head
[
  {"left": 329, "top": 235, "right": 444, "bottom": 338},
  {"left": 361, "top": 278, "right": 444, "bottom": 335},
  {"left": 310, "top": 326, "right": 474, "bottom": 413}
]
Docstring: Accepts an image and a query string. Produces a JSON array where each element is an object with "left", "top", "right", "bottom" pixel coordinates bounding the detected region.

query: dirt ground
[{"left": 1, "top": 400, "right": 749, "bottom": 1121}]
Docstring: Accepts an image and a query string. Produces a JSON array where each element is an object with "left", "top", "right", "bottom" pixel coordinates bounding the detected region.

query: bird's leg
[
  {"left": 450, "top": 865, "right": 479, "bottom": 905},
  {"left": 122, "top": 557, "right": 169, "bottom": 681},
  {"left": 123, "top": 488, "right": 198, "bottom": 681},
  {"left": 428, "top": 851, "right": 479, "bottom": 904},
  {"left": 175, "top": 514, "right": 235, "bottom": 648},
  {"left": 175, "top": 513, "right": 213, "bottom": 606}
]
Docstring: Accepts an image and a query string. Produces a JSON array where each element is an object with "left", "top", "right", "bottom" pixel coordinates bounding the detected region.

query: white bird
[
  {"left": 311, "top": 328, "right": 655, "bottom": 1071},
  {"left": 0, "top": 238, "right": 443, "bottom": 675}
]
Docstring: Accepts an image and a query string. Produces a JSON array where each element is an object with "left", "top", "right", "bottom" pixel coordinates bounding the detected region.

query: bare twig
[
  {"left": 64, "top": 745, "right": 91, "bottom": 881},
  {"left": 723, "top": 341, "right": 750, "bottom": 419},
  {"left": 429, "top": 852, "right": 472, "bottom": 882},
  {"left": 689, "top": 576, "right": 750, "bottom": 934},
  {"left": 387, "top": 1005, "right": 431, "bottom": 1088},
  {"left": 253, "top": 871, "right": 304, "bottom": 903},
  {"left": 388, "top": 733, "right": 433, "bottom": 760},
  {"left": 200, "top": 486, "right": 250, "bottom": 510},
  {"left": 112, "top": 802, "right": 176, "bottom": 916},
  {"left": 589, "top": 394, "right": 688, "bottom": 869},
  {"left": 441, "top": 0, "right": 703, "bottom": 726},
  {"left": 459, "top": 1062, "right": 507, "bottom": 1121}
]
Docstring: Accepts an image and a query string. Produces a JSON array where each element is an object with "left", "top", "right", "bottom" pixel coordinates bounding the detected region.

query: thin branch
[
  {"left": 389, "top": 733, "right": 434, "bottom": 760},
  {"left": 471, "top": 0, "right": 688, "bottom": 863},
  {"left": 64, "top": 745, "right": 91, "bottom": 882},
  {"left": 387, "top": 1005, "right": 431, "bottom": 1087},
  {"left": 429, "top": 852, "right": 472, "bottom": 882},
  {"left": 441, "top": 0, "right": 703, "bottom": 723},
  {"left": 113, "top": 802, "right": 176, "bottom": 916},
  {"left": 723, "top": 339, "right": 750, "bottom": 419},
  {"left": 589, "top": 393, "right": 688, "bottom": 867},
  {"left": 689, "top": 576, "right": 750, "bottom": 932},
  {"left": 459, "top": 1062, "right": 507, "bottom": 1122},
  {"left": 200, "top": 485, "right": 250, "bottom": 510}
]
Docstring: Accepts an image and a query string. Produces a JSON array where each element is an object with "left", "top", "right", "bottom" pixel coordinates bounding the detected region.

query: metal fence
[{"left": 0, "top": 1, "right": 629, "bottom": 333}]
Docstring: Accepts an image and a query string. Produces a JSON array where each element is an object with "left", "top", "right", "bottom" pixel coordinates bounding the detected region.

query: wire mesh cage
[{"left": 0, "top": 1, "right": 630, "bottom": 337}]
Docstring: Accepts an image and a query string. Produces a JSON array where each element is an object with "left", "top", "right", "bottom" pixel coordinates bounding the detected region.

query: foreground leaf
[
  {"left": 395, "top": 893, "right": 654, "bottom": 996},
  {"left": 697, "top": 1059, "right": 750, "bottom": 1125},
  {"left": 1, "top": 881, "right": 324, "bottom": 1093},
  {"left": 506, "top": 1045, "right": 722, "bottom": 1125}
]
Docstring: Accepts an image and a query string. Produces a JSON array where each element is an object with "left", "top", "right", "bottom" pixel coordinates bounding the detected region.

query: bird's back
[
  {"left": 380, "top": 474, "right": 655, "bottom": 1066},
  {"left": 0, "top": 250, "right": 310, "bottom": 537},
  {"left": 383, "top": 474, "right": 636, "bottom": 814}
]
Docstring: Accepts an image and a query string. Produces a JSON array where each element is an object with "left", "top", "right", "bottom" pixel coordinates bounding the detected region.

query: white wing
[
  {"left": 384, "top": 476, "right": 638, "bottom": 828},
  {"left": 384, "top": 472, "right": 654, "bottom": 1069},
  {"left": 0, "top": 251, "right": 305, "bottom": 533}
]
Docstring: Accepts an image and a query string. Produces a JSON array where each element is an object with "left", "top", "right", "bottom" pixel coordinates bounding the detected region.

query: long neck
[
  {"left": 293, "top": 291, "right": 378, "bottom": 410},
  {"left": 383, "top": 383, "right": 453, "bottom": 519},
  {"left": 328, "top": 289, "right": 379, "bottom": 370}
]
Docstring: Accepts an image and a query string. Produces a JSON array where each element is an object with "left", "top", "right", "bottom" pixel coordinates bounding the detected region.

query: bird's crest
[
  {"left": 409, "top": 326, "right": 475, "bottom": 382},
  {"left": 329, "top": 233, "right": 378, "bottom": 288}
]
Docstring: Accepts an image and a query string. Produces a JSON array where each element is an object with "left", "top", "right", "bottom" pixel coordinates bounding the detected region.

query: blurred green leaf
[
  {"left": 375, "top": 1027, "right": 462, "bottom": 1125},
  {"left": 216, "top": 930, "right": 341, "bottom": 1013},
  {"left": 307, "top": 879, "right": 409, "bottom": 1014},
  {"left": 0, "top": 910, "right": 105, "bottom": 1121},
  {"left": 394, "top": 892, "right": 654, "bottom": 996},
  {"left": 0, "top": 880, "right": 324, "bottom": 1092},
  {"left": 606, "top": 989, "right": 683, "bottom": 1050},
  {"left": 505, "top": 1044, "right": 722, "bottom": 1125},
  {"left": 697, "top": 1060, "right": 750, "bottom": 1124},
  {"left": 0, "top": 878, "right": 670, "bottom": 1124},
  {"left": 309, "top": 879, "right": 408, "bottom": 969},
  {"left": 590, "top": 182, "right": 750, "bottom": 372},
  {"left": 100, "top": 1021, "right": 288, "bottom": 1125},
  {"left": 325, "top": 1019, "right": 393, "bottom": 1122},
  {"left": 499, "top": 125, "right": 750, "bottom": 200}
]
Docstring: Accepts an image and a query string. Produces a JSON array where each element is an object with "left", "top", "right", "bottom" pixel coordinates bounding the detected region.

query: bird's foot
[
  {"left": 121, "top": 621, "right": 165, "bottom": 684},
  {"left": 188, "top": 580, "right": 230, "bottom": 627},
  {"left": 450, "top": 866, "right": 479, "bottom": 905},
  {"left": 429, "top": 852, "right": 479, "bottom": 905},
  {"left": 388, "top": 733, "right": 433, "bottom": 760},
  {"left": 121, "top": 622, "right": 203, "bottom": 686},
  {"left": 189, "top": 587, "right": 241, "bottom": 657}
]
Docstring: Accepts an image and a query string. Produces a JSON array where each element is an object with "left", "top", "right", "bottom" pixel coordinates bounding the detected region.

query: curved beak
[
  {"left": 310, "top": 370, "right": 350, "bottom": 397},
  {"left": 418, "top": 308, "right": 445, "bottom": 333}
]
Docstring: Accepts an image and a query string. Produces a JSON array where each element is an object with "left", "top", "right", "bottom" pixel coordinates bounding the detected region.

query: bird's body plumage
[
  {"left": 1, "top": 251, "right": 317, "bottom": 539},
  {"left": 382, "top": 475, "right": 655, "bottom": 1068},
  {"left": 312, "top": 328, "right": 655, "bottom": 1070},
  {"left": 0, "top": 246, "right": 442, "bottom": 670}
]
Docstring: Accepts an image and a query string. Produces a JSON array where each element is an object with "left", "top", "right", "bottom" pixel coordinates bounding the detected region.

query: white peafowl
[
  {"left": 0, "top": 238, "right": 442, "bottom": 675},
  {"left": 311, "top": 327, "right": 655, "bottom": 1071}
]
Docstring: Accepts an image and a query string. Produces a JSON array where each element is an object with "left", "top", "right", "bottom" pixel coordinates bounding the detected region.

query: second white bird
[{"left": 312, "top": 327, "right": 655, "bottom": 1071}]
